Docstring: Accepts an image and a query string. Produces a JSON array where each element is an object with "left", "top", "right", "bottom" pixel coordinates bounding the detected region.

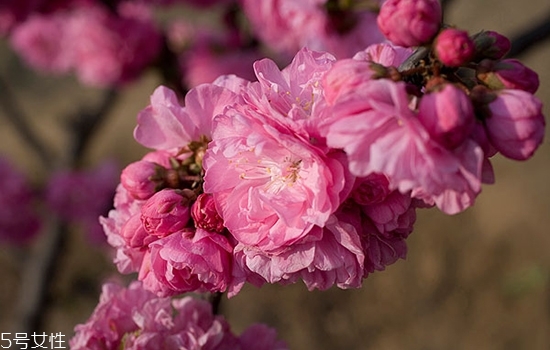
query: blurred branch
[
  {"left": 0, "top": 76, "right": 55, "bottom": 170},
  {"left": 68, "top": 88, "right": 118, "bottom": 166},
  {"left": 508, "top": 12, "right": 550, "bottom": 58},
  {"left": 13, "top": 87, "right": 118, "bottom": 335}
]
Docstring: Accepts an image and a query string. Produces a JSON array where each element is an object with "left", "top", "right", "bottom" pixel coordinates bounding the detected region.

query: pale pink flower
[
  {"left": 144, "top": 228, "right": 235, "bottom": 296},
  {"left": 477, "top": 58, "right": 540, "bottom": 94},
  {"left": 232, "top": 210, "right": 365, "bottom": 290},
  {"left": 204, "top": 106, "right": 346, "bottom": 252},
  {"left": 485, "top": 89, "right": 545, "bottom": 160},
  {"left": 353, "top": 42, "right": 414, "bottom": 67},
  {"left": 0, "top": 157, "right": 41, "bottom": 244},
  {"left": 434, "top": 28, "right": 475, "bottom": 67},
  {"left": 377, "top": 0, "right": 442, "bottom": 47},
  {"left": 324, "top": 79, "right": 484, "bottom": 214},
  {"left": 134, "top": 82, "right": 242, "bottom": 150},
  {"left": 417, "top": 83, "right": 476, "bottom": 149}
]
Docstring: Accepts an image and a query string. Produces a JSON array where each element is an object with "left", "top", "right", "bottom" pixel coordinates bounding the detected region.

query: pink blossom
[
  {"left": 377, "top": 0, "right": 442, "bottom": 47},
  {"left": 417, "top": 83, "right": 476, "bottom": 149},
  {"left": 434, "top": 28, "right": 475, "bottom": 67},
  {"left": 324, "top": 79, "right": 484, "bottom": 214},
  {"left": 140, "top": 189, "right": 193, "bottom": 238},
  {"left": 72, "top": 281, "right": 284, "bottom": 350},
  {"left": 204, "top": 106, "right": 346, "bottom": 252},
  {"left": 241, "top": 0, "right": 383, "bottom": 59},
  {"left": 9, "top": 12, "right": 72, "bottom": 73},
  {"left": 477, "top": 58, "right": 540, "bottom": 94},
  {"left": 66, "top": 2, "right": 161, "bottom": 87},
  {"left": 144, "top": 228, "right": 234, "bottom": 296},
  {"left": 134, "top": 82, "right": 242, "bottom": 150},
  {"left": 485, "top": 89, "right": 545, "bottom": 160},
  {"left": 353, "top": 42, "right": 414, "bottom": 67},
  {"left": 233, "top": 210, "right": 365, "bottom": 290},
  {"left": 0, "top": 157, "right": 41, "bottom": 244}
]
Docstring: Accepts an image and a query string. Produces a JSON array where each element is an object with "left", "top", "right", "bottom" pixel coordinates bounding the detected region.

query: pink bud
[
  {"left": 377, "top": 0, "right": 442, "bottom": 47},
  {"left": 418, "top": 84, "right": 475, "bottom": 149},
  {"left": 471, "top": 30, "right": 511, "bottom": 60},
  {"left": 322, "top": 59, "right": 377, "bottom": 104},
  {"left": 191, "top": 193, "right": 225, "bottom": 233},
  {"left": 434, "top": 28, "right": 475, "bottom": 67},
  {"left": 121, "top": 160, "right": 165, "bottom": 200},
  {"left": 121, "top": 214, "right": 157, "bottom": 248},
  {"left": 477, "top": 59, "right": 540, "bottom": 94},
  {"left": 140, "top": 189, "right": 193, "bottom": 237},
  {"left": 485, "top": 89, "right": 545, "bottom": 160}
]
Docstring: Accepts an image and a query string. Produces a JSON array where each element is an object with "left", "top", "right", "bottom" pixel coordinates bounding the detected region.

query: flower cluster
[
  {"left": 70, "top": 280, "right": 288, "bottom": 350},
  {"left": 101, "top": 0, "right": 545, "bottom": 303}
]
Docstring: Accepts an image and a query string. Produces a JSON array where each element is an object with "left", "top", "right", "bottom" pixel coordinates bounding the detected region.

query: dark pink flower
[
  {"left": 417, "top": 83, "right": 476, "bottom": 149},
  {"left": 377, "top": 0, "right": 442, "bottom": 47},
  {"left": 0, "top": 157, "right": 41, "bottom": 244},
  {"left": 192, "top": 193, "right": 225, "bottom": 233},
  {"left": 485, "top": 89, "right": 545, "bottom": 160},
  {"left": 434, "top": 28, "right": 475, "bottom": 67},
  {"left": 477, "top": 58, "right": 540, "bottom": 94}
]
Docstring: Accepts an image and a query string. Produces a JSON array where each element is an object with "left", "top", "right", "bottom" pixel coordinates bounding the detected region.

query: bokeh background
[{"left": 1, "top": 0, "right": 549, "bottom": 349}]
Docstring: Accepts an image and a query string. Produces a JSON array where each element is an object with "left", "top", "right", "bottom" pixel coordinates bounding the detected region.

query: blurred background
[{"left": 1, "top": 0, "right": 549, "bottom": 349}]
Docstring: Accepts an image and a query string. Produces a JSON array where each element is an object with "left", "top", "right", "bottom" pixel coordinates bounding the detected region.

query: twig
[
  {"left": 508, "top": 11, "right": 550, "bottom": 58},
  {"left": 0, "top": 76, "right": 54, "bottom": 170}
]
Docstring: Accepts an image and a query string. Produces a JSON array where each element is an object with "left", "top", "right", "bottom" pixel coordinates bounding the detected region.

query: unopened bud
[
  {"left": 121, "top": 160, "right": 166, "bottom": 200},
  {"left": 434, "top": 28, "right": 475, "bottom": 67},
  {"left": 471, "top": 30, "right": 511, "bottom": 60},
  {"left": 191, "top": 193, "right": 225, "bottom": 233},
  {"left": 477, "top": 58, "right": 540, "bottom": 94}
]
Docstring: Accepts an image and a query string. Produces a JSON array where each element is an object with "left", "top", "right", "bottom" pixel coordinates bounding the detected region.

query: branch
[
  {"left": 508, "top": 11, "right": 550, "bottom": 58},
  {"left": 0, "top": 76, "right": 55, "bottom": 170}
]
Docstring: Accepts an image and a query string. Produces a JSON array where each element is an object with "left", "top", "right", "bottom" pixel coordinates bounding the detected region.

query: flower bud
[
  {"left": 140, "top": 189, "right": 193, "bottom": 237},
  {"left": 322, "top": 59, "right": 377, "bottom": 104},
  {"left": 121, "top": 214, "right": 156, "bottom": 248},
  {"left": 377, "top": 0, "right": 442, "bottom": 47},
  {"left": 471, "top": 30, "right": 511, "bottom": 60},
  {"left": 434, "top": 28, "right": 475, "bottom": 67},
  {"left": 477, "top": 59, "right": 540, "bottom": 94},
  {"left": 191, "top": 193, "right": 225, "bottom": 233},
  {"left": 485, "top": 89, "right": 545, "bottom": 160},
  {"left": 121, "top": 160, "right": 166, "bottom": 200},
  {"left": 418, "top": 84, "right": 475, "bottom": 149}
]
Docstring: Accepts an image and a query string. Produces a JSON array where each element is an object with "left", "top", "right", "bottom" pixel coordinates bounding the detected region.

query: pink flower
[
  {"left": 204, "top": 107, "right": 346, "bottom": 252},
  {"left": 134, "top": 82, "right": 242, "bottom": 150},
  {"left": 377, "top": 0, "right": 442, "bottom": 47},
  {"left": 144, "top": 228, "right": 234, "bottom": 296},
  {"left": 241, "top": 0, "right": 383, "bottom": 59},
  {"left": 477, "top": 58, "right": 540, "bottom": 94},
  {"left": 71, "top": 281, "right": 284, "bottom": 350},
  {"left": 353, "top": 42, "right": 414, "bottom": 67},
  {"left": 233, "top": 210, "right": 365, "bottom": 290},
  {"left": 324, "top": 79, "right": 484, "bottom": 214},
  {"left": 9, "top": 12, "right": 72, "bottom": 73},
  {"left": 0, "top": 157, "right": 41, "bottom": 244},
  {"left": 485, "top": 89, "right": 545, "bottom": 160},
  {"left": 417, "top": 83, "right": 476, "bottom": 149},
  {"left": 434, "top": 28, "right": 475, "bottom": 67}
]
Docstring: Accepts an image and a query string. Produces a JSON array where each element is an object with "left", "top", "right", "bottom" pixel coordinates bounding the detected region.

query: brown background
[{"left": 1, "top": 1, "right": 550, "bottom": 349}]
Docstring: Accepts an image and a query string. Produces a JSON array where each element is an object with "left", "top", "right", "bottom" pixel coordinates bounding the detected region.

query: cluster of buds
[{"left": 375, "top": 0, "right": 544, "bottom": 162}]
